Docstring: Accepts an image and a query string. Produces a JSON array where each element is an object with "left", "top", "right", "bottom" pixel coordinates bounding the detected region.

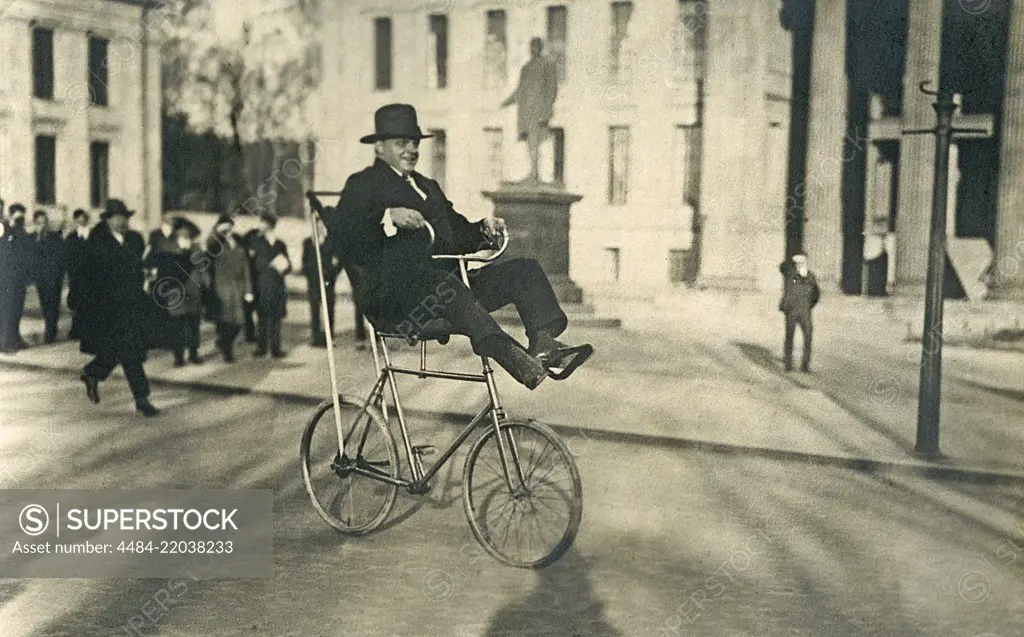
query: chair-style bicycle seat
[{"left": 373, "top": 317, "right": 453, "bottom": 346}]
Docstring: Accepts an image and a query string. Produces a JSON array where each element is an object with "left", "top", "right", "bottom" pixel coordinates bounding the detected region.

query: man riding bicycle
[{"left": 322, "top": 103, "right": 591, "bottom": 389}]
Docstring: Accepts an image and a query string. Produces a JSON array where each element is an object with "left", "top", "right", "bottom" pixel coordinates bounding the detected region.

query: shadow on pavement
[
  {"left": 482, "top": 552, "right": 622, "bottom": 637},
  {"left": 963, "top": 379, "right": 1024, "bottom": 403}
]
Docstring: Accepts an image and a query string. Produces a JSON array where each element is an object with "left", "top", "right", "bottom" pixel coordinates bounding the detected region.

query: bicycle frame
[{"left": 306, "top": 190, "right": 525, "bottom": 495}]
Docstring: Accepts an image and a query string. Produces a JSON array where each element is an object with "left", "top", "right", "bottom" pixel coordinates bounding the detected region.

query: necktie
[{"left": 406, "top": 176, "right": 427, "bottom": 201}]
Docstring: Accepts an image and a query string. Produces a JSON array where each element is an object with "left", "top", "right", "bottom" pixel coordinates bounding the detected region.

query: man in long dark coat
[
  {"left": 249, "top": 213, "right": 291, "bottom": 358},
  {"left": 65, "top": 209, "right": 92, "bottom": 340},
  {"left": 206, "top": 214, "right": 253, "bottom": 362},
  {"left": 0, "top": 203, "right": 32, "bottom": 353},
  {"left": 323, "top": 104, "right": 591, "bottom": 390},
  {"left": 77, "top": 199, "right": 159, "bottom": 416},
  {"left": 30, "top": 210, "right": 65, "bottom": 343}
]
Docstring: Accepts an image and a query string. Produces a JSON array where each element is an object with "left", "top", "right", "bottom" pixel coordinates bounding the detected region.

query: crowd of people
[{"left": 0, "top": 197, "right": 366, "bottom": 416}]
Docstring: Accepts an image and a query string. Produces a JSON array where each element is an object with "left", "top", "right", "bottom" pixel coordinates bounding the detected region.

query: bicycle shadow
[{"left": 482, "top": 552, "right": 622, "bottom": 637}]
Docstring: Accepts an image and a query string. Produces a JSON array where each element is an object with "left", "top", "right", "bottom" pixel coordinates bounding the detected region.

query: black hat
[
  {"left": 33, "top": 210, "right": 48, "bottom": 221},
  {"left": 171, "top": 216, "right": 201, "bottom": 238},
  {"left": 72, "top": 208, "right": 89, "bottom": 220},
  {"left": 100, "top": 199, "right": 134, "bottom": 219},
  {"left": 359, "top": 104, "right": 435, "bottom": 144},
  {"left": 214, "top": 213, "right": 235, "bottom": 228},
  {"left": 9, "top": 203, "right": 26, "bottom": 216}
]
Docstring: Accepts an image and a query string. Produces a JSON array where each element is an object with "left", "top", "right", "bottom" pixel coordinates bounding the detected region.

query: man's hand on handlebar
[{"left": 389, "top": 207, "right": 426, "bottom": 230}]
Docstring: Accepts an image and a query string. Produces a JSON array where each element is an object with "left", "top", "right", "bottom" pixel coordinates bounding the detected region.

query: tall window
[
  {"left": 546, "top": 6, "right": 567, "bottom": 81},
  {"left": 610, "top": 2, "right": 633, "bottom": 79},
  {"left": 427, "top": 14, "right": 448, "bottom": 89},
  {"left": 88, "top": 36, "right": 109, "bottom": 106},
  {"left": 428, "top": 129, "right": 447, "bottom": 191},
  {"left": 35, "top": 135, "right": 56, "bottom": 205},
  {"left": 608, "top": 126, "right": 629, "bottom": 204},
  {"left": 484, "top": 127, "right": 504, "bottom": 187},
  {"left": 32, "top": 27, "right": 54, "bottom": 100},
  {"left": 484, "top": 10, "right": 508, "bottom": 89},
  {"left": 90, "top": 141, "right": 110, "bottom": 208},
  {"left": 675, "top": 0, "right": 707, "bottom": 82},
  {"left": 374, "top": 18, "right": 393, "bottom": 90},
  {"left": 674, "top": 124, "right": 703, "bottom": 208}
]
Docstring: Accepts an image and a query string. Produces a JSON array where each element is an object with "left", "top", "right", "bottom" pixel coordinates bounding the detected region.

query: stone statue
[{"left": 501, "top": 37, "right": 559, "bottom": 184}]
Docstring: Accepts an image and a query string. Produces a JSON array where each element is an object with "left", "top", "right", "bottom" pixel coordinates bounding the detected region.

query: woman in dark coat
[
  {"left": 248, "top": 213, "right": 291, "bottom": 358},
  {"left": 77, "top": 199, "right": 158, "bottom": 417},
  {"left": 146, "top": 218, "right": 208, "bottom": 366},
  {"left": 206, "top": 214, "right": 253, "bottom": 362}
]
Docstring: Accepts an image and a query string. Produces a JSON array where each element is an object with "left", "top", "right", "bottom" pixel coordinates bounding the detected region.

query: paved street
[{"left": 1, "top": 294, "right": 1023, "bottom": 636}]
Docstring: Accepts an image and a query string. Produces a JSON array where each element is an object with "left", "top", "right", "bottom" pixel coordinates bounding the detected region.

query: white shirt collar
[
  {"left": 111, "top": 230, "right": 124, "bottom": 245},
  {"left": 77, "top": 226, "right": 90, "bottom": 239}
]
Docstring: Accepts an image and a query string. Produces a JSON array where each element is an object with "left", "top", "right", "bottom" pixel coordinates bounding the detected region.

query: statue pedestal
[{"left": 483, "top": 181, "right": 584, "bottom": 304}]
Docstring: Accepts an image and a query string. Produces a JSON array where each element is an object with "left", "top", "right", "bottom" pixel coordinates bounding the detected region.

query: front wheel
[
  {"left": 463, "top": 419, "right": 582, "bottom": 568},
  {"left": 300, "top": 396, "right": 399, "bottom": 535}
]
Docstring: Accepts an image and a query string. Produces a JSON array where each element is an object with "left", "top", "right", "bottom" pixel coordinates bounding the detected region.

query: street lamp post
[{"left": 903, "top": 82, "right": 989, "bottom": 457}]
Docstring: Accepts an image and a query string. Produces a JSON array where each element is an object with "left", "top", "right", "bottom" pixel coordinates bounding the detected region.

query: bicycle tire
[
  {"left": 462, "top": 419, "right": 583, "bottom": 568},
  {"left": 300, "top": 395, "right": 399, "bottom": 535}
]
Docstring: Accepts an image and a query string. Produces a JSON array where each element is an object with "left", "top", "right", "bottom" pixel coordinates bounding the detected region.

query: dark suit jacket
[
  {"left": 30, "top": 230, "right": 65, "bottom": 286},
  {"left": 249, "top": 235, "right": 291, "bottom": 318},
  {"left": 323, "top": 159, "right": 487, "bottom": 320}
]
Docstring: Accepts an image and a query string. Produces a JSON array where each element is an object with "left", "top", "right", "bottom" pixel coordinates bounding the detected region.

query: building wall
[
  {"left": 0, "top": 0, "right": 161, "bottom": 232},
  {"left": 314, "top": 0, "right": 793, "bottom": 300}
]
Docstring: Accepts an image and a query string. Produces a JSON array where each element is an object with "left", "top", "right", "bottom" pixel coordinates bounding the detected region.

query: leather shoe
[
  {"left": 80, "top": 373, "right": 100, "bottom": 404},
  {"left": 482, "top": 337, "right": 546, "bottom": 390},
  {"left": 135, "top": 400, "right": 159, "bottom": 417},
  {"left": 527, "top": 331, "right": 570, "bottom": 367}
]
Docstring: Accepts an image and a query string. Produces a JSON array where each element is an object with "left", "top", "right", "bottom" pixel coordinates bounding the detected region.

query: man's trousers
[
  {"left": 257, "top": 314, "right": 283, "bottom": 354},
  {"left": 783, "top": 312, "right": 813, "bottom": 371},
  {"left": 84, "top": 353, "right": 151, "bottom": 401},
  {"left": 389, "top": 258, "right": 567, "bottom": 354},
  {"left": 37, "top": 280, "right": 62, "bottom": 343}
]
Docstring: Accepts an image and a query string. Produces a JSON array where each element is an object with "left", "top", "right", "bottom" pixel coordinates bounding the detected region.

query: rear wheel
[
  {"left": 300, "top": 396, "right": 399, "bottom": 535},
  {"left": 463, "top": 419, "right": 582, "bottom": 568}
]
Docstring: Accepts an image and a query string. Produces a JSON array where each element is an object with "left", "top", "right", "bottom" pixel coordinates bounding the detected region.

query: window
[
  {"left": 674, "top": 124, "right": 703, "bottom": 208},
  {"left": 551, "top": 127, "right": 565, "bottom": 184},
  {"left": 675, "top": 0, "right": 707, "bottom": 82},
  {"left": 88, "top": 36, "right": 109, "bottom": 106},
  {"left": 32, "top": 27, "right": 54, "bottom": 100},
  {"left": 35, "top": 135, "right": 56, "bottom": 205},
  {"left": 484, "top": 10, "right": 508, "bottom": 89},
  {"left": 374, "top": 17, "right": 392, "bottom": 90},
  {"left": 604, "top": 247, "right": 621, "bottom": 282},
  {"left": 90, "top": 141, "right": 110, "bottom": 208},
  {"left": 427, "top": 14, "right": 448, "bottom": 89},
  {"left": 546, "top": 6, "right": 567, "bottom": 81},
  {"left": 484, "top": 127, "right": 504, "bottom": 187},
  {"left": 428, "top": 129, "right": 447, "bottom": 191},
  {"left": 608, "top": 126, "right": 629, "bottom": 204},
  {"left": 667, "top": 249, "right": 700, "bottom": 284},
  {"left": 610, "top": 2, "right": 633, "bottom": 79}
]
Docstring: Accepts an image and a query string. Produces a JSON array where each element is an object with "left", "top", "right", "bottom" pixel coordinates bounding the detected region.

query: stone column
[
  {"left": 696, "top": 2, "right": 761, "bottom": 289},
  {"left": 894, "top": 0, "right": 943, "bottom": 295},
  {"left": 801, "top": 0, "right": 848, "bottom": 286},
  {"left": 993, "top": 1, "right": 1024, "bottom": 299}
]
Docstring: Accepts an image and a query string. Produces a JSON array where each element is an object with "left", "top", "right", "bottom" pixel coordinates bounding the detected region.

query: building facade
[
  {"left": 314, "top": 0, "right": 1024, "bottom": 303},
  {"left": 0, "top": 0, "right": 161, "bottom": 229}
]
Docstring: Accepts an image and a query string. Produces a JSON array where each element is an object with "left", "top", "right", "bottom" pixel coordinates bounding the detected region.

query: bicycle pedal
[{"left": 412, "top": 444, "right": 437, "bottom": 456}]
